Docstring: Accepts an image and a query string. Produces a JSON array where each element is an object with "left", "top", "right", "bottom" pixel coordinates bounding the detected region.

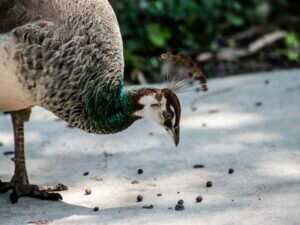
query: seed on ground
[
  {"left": 196, "top": 195, "right": 203, "bottom": 203},
  {"left": 254, "top": 102, "right": 262, "bottom": 107},
  {"left": 137, "top": 195, "right": 143, "bottom": 202},
  {"left": 85, "top": 188, "right": 92, "bottom": 195},
  {"left": 177, "top": 199, "right": 184, "bottom": 205},
  {"left": 83, "top": 171, "right": 89, "bottom": 176},
  {"left": 193, "top": 164, "right": 205, "bottom": 169},
  {"left": 206, "top": 181, "right": 213, "bottom": 188},
  {"left": 142, "top": 205, "right": 153, "bottom": 209},
  {"left": 175, "top": 204, "right": 185, "bottom": 211}
]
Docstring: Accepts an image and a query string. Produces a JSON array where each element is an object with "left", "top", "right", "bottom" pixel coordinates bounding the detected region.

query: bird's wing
[{"left": 0, "top": 0, "right": 60, "bottom": 33}]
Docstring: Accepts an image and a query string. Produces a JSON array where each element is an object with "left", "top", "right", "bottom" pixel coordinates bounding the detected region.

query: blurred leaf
[
  {"left": 286, "top": 51, "right": 299, "bottom": 61},
  {"left": 146, "top": 23, "right": 171, "bottom": 47},
  {"left": 226, "top": 13, "right": 244, "bottom": 26},
  {"left": 285, "top": 33, "right": 299, "bottom": 48}
]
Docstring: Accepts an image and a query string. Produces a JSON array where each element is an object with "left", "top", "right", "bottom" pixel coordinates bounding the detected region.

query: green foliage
[
  {"left": 276, "top": 33, "right": 300, "bottom": 61},
  {"left": 110, "top": 0, "right": 287, "bottom": 74}
]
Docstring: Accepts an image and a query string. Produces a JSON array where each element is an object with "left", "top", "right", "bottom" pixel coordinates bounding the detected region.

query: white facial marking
[
  {"left": 134, "top": 94, "right": 176, "bottom": 130},
  {"left": 134, "top": 95, "right": 163, "bottom": 125}
]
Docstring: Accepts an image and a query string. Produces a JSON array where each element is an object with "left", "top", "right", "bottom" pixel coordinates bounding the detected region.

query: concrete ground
[{"left": 0, "top": 69, "right": 300, "bottom": 225}]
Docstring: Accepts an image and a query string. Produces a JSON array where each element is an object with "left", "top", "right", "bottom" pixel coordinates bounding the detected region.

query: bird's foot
[{"left": 0, "top": 180, "right": 68, "bottom": 204}]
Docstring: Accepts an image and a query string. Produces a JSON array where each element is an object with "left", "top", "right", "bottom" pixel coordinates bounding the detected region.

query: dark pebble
[
  {"left": 157, "top": 193, "right": 162, "bottom": 197},
  {"left": 3, "top": 151, "right": 14, "bottom": 156},
  {"left": 254, "top": 102, "right": 262, "bottom": 107},
  {"left": 175, "top": 204, "right": 185, "bottom": 211},
  {"left": 196, "top": 195, "right": 203, "bottom": 203},
  {"left": 137, "top": 195, "right": 143, "bottom": 202},
  {"left": 228, "top": 168, "right": 234, "bottom": 174},
  {"left": 193, "top": 164, "right": 205, "bottom": 169},
  {"left": 131, "top": 180, "right": 139, "bottom": 184},
  {"left": 142, "top": 205, "right": 153, "bottom": 209},
  {"left": 177, "top": 199, "right": 184, "bottom": 205},
  {"left": 137, "top": 169, "right": 143, "bottom": 174},
  {"left": 83, "top": 171, "right": 89, "bottom": 176},
  {"left": 206, "top": 181, "right": 213, "bottom": 188},
  {"left": 93, "top": 207, "right": 99, "bottom": 211}
]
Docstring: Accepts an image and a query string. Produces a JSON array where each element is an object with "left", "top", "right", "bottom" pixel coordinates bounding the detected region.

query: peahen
[{"left": 0, "top": 0, "right": 207, "bottom": 203}]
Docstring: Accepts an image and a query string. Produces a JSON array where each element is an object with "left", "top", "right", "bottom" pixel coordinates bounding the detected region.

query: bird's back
[{"left": 0, "top": 0, "right": 125, "bottom": 131}]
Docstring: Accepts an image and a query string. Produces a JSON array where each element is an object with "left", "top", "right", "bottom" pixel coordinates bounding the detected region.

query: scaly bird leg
[{"left": 0, "top": 109, "right": 67, "bottom": 203}]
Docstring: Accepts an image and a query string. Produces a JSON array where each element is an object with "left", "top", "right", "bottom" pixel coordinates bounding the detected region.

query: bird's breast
[{"left": 0, "top": 34, "right": 35, "bottom": 111}]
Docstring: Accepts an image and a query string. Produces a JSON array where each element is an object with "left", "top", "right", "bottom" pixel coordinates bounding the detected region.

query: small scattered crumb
[
  {"left": 193, "top": 164, "right": 205, "bottom": 169},
  {"left": 67, "top": 124, "right": 75, "bottom": 128},
  {"left": 131, "top": 180, "right": 139, "bottom": 184},
  {"left": 168, "top": 207, "right": 172, "bottom": 210},
  {"left": 0, "top": 142, "right": 3, "bottom": 147},
  {"left": 93, "top": 207, "right": 99, "bottom": 211},
  {"left": 142, "top": 205, "right": 153, "bottom": 209},
  {"left": 137, "top": 195, "right": 143, "bottom": 202},
  {"left": 258, "top": 198, "right": 261, "bottom": 201},
  {"left": 191, "top": 107, "right": 197, "bottom": 111},
  {"left": 157, "top": 193, "right": 162, "bottom": 197},
  {"left": 206, "top": 181, "right": 213, "bottom": 188},
  {"left": 137, "top": 169, "right": 143, "bottom": 174},
  {"left": 202, "top": 123, "right": 207, "bottom": 127},
  {"left": 149, "top": 132, "right": 154, "bottom": 136},
  {"left": 196, "top": 195, "right": 203, "bottom": 203},
  {"left": 83, "top": 171, "right": 89, "bottom": 176},
  {"left": 228, "top": 168, "right": 234, "bottom": 174},
  {"left": 85, "top": 188, "right": 92, "bottom": 195},
  {"left": 232, "top": 199, "right": 235, "bottom": 202},
  {"left": 264, "top": 80, "right": 269, "bottom": 85},
  {"left": 177, "top": 192, "right": 180, "bottom": 194}
]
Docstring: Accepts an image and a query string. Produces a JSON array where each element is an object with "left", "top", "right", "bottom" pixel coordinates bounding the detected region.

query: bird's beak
[{"left": 168, "top": 126, "right": 180, "bottom": 146}]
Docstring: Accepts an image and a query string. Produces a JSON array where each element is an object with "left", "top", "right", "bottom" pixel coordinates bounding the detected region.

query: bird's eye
[{"left": 151, "top": 103, "right": 160, "bottom": 108}]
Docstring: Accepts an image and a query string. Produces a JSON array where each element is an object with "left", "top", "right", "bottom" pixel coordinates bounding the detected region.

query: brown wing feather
[{"left": 160, "top": 53, "right": 208, "bottom": 92}]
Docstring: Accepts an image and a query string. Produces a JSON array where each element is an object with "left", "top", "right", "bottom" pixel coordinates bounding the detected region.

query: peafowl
[{"left": 0, "top": 0, "right": 207, "bottom": 203}]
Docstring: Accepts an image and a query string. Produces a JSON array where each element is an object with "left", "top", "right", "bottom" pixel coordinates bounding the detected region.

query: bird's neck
[{"left": 83, "top": 87, "right": 143, "bottom": 134}]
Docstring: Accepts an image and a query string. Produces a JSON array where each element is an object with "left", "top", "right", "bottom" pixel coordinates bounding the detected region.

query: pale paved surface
[{"left": 0, "top": 70, "right": 300, "bottom": 225}]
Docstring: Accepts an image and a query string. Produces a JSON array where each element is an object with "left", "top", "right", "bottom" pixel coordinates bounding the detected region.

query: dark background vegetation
[{"left": 110, "top": 0, "right": 300, "bottom": 82}]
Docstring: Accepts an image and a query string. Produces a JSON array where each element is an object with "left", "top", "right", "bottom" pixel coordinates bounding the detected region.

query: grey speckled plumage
[{"left": 1, "top": 0, "right": 127, "bottom": 134}]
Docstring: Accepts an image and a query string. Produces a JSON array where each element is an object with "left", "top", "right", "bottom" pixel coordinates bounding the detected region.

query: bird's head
[
  {"left": 134, "top": 88, "right": 181, "bottom": 146},
  {"left": 128, "top": 53, "right": 208, "bottom": 146}
]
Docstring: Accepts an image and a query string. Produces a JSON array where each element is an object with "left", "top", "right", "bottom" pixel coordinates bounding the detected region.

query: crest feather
[{"left": 160, "top": 53, "right": 208, "bottom": 93}]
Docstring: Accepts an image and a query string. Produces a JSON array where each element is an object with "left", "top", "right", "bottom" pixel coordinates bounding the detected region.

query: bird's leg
[{"left": 0, "top": 109, "right": 67, "bottom": 203}]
